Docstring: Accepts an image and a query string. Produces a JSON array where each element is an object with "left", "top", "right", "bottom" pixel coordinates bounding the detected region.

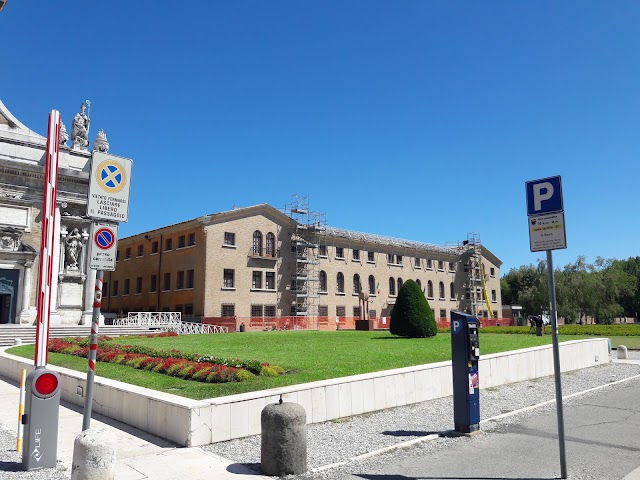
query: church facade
[{"left": 0, "top": 99, "right": 110, "bottom": 325}]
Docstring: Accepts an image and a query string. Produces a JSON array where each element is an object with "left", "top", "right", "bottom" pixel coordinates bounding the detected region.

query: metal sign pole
[
  {"left": 82, "top": 269, "right": 103, "bottom": 430},
  {"left": 546, "top": 250, "right": 567, "bottom": 479}
]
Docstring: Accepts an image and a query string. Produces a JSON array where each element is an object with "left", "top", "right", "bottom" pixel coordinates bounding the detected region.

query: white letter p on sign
[{"left": 533, "top": 182, "right": 554, "bottom": 212}]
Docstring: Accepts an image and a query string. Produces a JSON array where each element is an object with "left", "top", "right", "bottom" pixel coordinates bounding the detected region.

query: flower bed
[{"left": 48, "top": 334, "right": 284, "bottom": 383}]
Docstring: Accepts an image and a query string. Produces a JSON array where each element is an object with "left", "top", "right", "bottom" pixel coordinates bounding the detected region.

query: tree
[
  {"left": 501, "top": 261, "right": 548, "bottom": 316},
  {"left": 390, "top": 280, "right": 437, "bottom": 338},
  {"left": 615, "top": 257, "right": 640, "bottom": 317}
]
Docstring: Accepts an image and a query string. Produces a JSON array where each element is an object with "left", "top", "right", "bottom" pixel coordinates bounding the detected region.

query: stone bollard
[
  {"left": 261, "top": 401, "right": 307, "bottom": 476},
  {"left": 617, "top": 345, "right": 629, "bottom": 360},
  {"left": 13, "top": 338, "right": 22, "bottom": 346},
  {"left": 71, "top": 429, "right": 117, "bottom": 480}
]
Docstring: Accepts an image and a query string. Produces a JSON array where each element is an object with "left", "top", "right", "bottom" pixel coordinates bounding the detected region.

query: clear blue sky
[{"left": 2, "top": 1, "right": 639, "bottom": 274}]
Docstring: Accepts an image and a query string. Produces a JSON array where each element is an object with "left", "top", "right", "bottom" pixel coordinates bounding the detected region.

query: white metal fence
[{"left": 113, "top": 312, "right": 227, "bottom": 334}]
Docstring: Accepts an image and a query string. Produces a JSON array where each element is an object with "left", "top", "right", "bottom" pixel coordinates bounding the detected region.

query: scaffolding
[
  {"left": 284, "top": 195, "right": 326, "bottom": 329},
  {"left": 460, "top": 233, "right": 483, "bottom": 317}
]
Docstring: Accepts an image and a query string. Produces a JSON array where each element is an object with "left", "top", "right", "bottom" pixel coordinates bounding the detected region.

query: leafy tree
[
  {"left": 615, "top": 257, "right": 640, "bottom": 317},
  {"left": 390, "top": 280, "right": 437, "bottom": 338},
  {"left": 501, "top": 261, "right": 548, "bottom": 316}
]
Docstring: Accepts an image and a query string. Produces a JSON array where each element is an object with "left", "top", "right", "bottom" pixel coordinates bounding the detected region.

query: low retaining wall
[{"left": 0, "top": 338, "right": 609, "bottom": 447}]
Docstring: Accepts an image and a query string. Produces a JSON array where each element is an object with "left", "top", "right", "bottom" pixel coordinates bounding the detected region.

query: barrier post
[
  {"left": 82, "top": 270, "right": 103, "bottom": 430},
  {"left": 16, "top": 368, "right": 26, "bottom": 452}
]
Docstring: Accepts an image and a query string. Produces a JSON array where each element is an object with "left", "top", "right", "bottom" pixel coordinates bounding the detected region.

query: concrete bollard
[
  {"left": 617, "top": 345, "right": 628, "bottom": 360},
  {"left": 71, "top": 429, "right": 117, "bottom": 480},
  {"left": 13, "top": 338, "right": 22, "bottom": 346},
  {"left": 261, "top": 401, "right": 307, "bottom": 476}
]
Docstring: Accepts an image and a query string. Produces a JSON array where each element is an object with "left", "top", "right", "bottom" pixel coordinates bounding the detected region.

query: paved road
[{"left": 303, "top": 376, "right": 640, "bottom": 480}]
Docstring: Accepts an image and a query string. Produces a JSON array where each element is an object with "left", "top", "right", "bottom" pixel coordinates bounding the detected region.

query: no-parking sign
[{"left": 89, "top": 222, "right": 118, "bottom": 271}]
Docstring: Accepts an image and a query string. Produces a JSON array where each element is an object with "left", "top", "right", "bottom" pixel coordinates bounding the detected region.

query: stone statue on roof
[{"left": 71, "top": 102, "right": 90, "bottom": 150}]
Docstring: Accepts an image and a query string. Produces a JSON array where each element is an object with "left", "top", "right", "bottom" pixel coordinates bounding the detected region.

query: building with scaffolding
[{"left": 103, "top": 199, "right": 503, "bottom": 331}]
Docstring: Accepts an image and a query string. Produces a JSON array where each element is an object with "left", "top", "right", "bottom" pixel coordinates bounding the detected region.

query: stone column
[
  {"left": 49, "top": 206, "right": 62, "bottom": 324},
  {"left": 19, "top": 261, "right": 33, "bottom": 324}
]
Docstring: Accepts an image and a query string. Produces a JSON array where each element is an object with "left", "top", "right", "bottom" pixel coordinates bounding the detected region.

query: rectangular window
[
  {"left": 178, "top": 235, "right": 186, "bottom": 248},
  {"left": 353, "top": 306, "right": 361, "bottom": 318},
  {"left": 367, "top": 251, "right": 375, "bottom": 262},
  {"left": 251, "top": 305, "right": 263, "bottom": 317},
  {"left": 152, "top": 241, "right": 159, "bottom": 254},
  {"left": 137, "top": 245, "right": 144, "bottom": 257},
  {"left": 165, "top": 238, "right": 173, "bottom": 251},
  {"left": 414, "top": 257, "right": 421, "bottom": 267},
  {"left": 396, "top": 255, "right": 403, "bottom": 265},
  {"left": 265, "top": 271, "right": 275, "bottom": 290},
  {"left": 103, "top": 282, "right": 109, "bottom": 297},
  {"left": 223, "top": 269, "right": 234, "bottom": 288},
  {"left": 221, "top": 304, "right": 235, "bottom": 317},
  {"left": 163, "top": 272, "right": 171, "bottom": 291},
  {"left": 136, "top": 277, "right": 142, "bottom": 294},
  {"left": 112, "top": 280, "right": 118, "bottom": 296},
  {"left": 352, "top": 249, "right": 360, "bottom": 261},
  {"left": 186, "top": 269, "right": 194, "bottom": 289},
  {"left": 449, "top": 262, "right": 456, "bottom": 272},
  {"left": 387, "top": 253, "right": 394, "bottom": 264},
  {"left": 188, "top": 233, "right": 196, "bottom": 246},
  {"left": 319, "top": 245, "right": 327, "bottom": 257},
  {"left": 490, "top": 267, "right": 495, "bottom": 277},
  {"left": 125, "top": 247, "right": 131, "bottom": 259},
  {"left": 491, "top": 289, "right": 497, "bottom": 302},
  {"left": 175, "top": 304, "right": 183, "bottom": 314},
  {"left": 439, "top": 309, "right": 446, "bottom": 319},
  {"left": 318, "top": 305, "right": 328, "bottom": 316},
  {"left": 335, "top": 247, "right": 344, "bottom": 259},
  {"left": 438, "top": 260, "right": 444, "bottom": 270},
  {"left": 124, "top": 279, "right": 130, "bottom": 295},
  {"left": 176, "top": 271, "right": 185, "bottom": 290},
  {"left": 336, "top": 305, "right": 346, "bottom": 317},
  {"left": 150, "top": 275, "right": 157, "bottom": 292},
  {"left": 252, "top": 271, "right": 262, "bottom": 289},
  {"left": 185, "top": 304, "right": 194, "bottom": 316},
  {"left": 223, "top": 232, "right": 235, "bottom": 246},
  {"left": 426, "top": 259, "right": 433, "bottom": 269},
  {"left": 369, "top": 309, "right": 376, "bottom": 318},
  {"left": 264, "top": 305, "right": 276, "bottom": 317}
]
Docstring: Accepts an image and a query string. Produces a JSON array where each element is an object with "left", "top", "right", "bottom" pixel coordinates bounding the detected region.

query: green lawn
[{"left": 7, "top": 330, "right": 583, "bottom": 400}]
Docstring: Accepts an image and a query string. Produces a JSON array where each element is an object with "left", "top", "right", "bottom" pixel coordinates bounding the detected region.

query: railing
[
  {"left": 248, "top": 247, "right": 277, "bottom": 259},
  {"left": 114, "top": 312, "right": 227, "bottom": 334},
  {"left": 161, "top": 322, "right": 228, "bottom": 334},
  {"left": 114, "top": 312, "right": 182, "bottom": 326}
]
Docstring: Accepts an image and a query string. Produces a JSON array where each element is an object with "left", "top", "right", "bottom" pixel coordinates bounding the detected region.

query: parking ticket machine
[{"left": 451, "top": 311, "right": 480, "bottom": 434}]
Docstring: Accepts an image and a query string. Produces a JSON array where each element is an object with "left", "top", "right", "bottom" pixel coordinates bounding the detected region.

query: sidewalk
[{"left": 0, "top": 375, "right": 270, "bottom": 480}]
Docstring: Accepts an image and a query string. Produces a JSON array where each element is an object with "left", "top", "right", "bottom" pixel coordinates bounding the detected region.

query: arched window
[
  {"left": 319, "top": 271, "right": 327, "bottom": 292},
  {"left": 337, "top": 272, "right": 344, "bottom": 293},
  {"left": 389, "top": 277, "right": 396, "bottom": 296},
  {"left": 397, "top": 278, "right": 403, "bottom": 292},
  {"left": 450, "top": 282, "right": 455, "bottom": 299},
  {"left": 369, "top": 275, "right": 376, "bottom": 295},
  {"left": 416, "top": 279, "right": 422, "bottom": 289},
  {"left": 252, "top": 230, "right": 263, "bottom": 255},
  {"left": 439, "top": 281, "right": 445, "bottom": 299},
  {"left": 266, "top": 232, "right": 276, "bottom": 257},
  {"left": 427, "top": 280, "right": 433, "bottom": 298},
  {"left": 353, "top": 274, "right": 361, "bottom": 294}
]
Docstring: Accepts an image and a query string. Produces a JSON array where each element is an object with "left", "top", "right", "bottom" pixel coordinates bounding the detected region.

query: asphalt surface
[{"left": 300, "top": 376, "right": 640, "bottom": 480}]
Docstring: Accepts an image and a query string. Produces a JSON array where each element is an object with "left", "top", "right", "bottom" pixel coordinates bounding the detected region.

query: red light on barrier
[{"left": 35, "top": 373, "right": 58, "bottom": 396}]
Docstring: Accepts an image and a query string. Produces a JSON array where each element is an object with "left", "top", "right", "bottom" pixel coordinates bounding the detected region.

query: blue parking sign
[{"left": 525, "top": 176, "right": 563, "bottom": 216}]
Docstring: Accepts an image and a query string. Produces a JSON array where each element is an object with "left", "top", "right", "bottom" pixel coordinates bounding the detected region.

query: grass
[{"left": 7, "top": 330, "right": 584, "bottom": 400}]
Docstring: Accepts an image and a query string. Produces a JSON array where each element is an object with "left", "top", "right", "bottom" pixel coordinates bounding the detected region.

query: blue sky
[{"left": 2, "top": 1, "right": 639, "bottom": 274}]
